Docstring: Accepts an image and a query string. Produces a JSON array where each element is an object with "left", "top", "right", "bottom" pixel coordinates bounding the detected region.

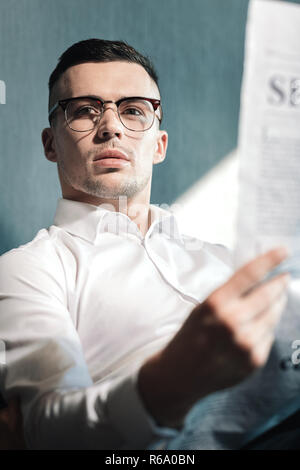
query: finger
[
  {"left": 235, "top": 272, "right": 289, "bottom": 324},
  {"left": 216, "top": 246, "right": 289, "bottom": 301},
  {"left": 248, "top": 331, "right": 275, "bottom": 369},
  {"left": 235, "top": 292, "right": 287, "bottom": 347}
]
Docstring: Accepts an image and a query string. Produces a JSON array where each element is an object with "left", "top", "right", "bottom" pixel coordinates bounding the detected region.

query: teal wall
[{"left": 0, "top": 0, "right": 251, "bottom": 253}]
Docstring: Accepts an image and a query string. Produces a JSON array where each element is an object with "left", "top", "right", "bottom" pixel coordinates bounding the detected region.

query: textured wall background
[{"left": 0, "top": 0, "right": 261, "bottom": 253}]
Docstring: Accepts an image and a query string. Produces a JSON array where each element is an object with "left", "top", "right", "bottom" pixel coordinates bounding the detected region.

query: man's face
[{"left": 42, "top": 61, "right": 168, "bottom": 206}]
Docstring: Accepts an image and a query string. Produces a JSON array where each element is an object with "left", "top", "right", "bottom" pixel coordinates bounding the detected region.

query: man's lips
[
  {"left": 93, "top": 150, "right": 130, "bottom": 161},
  {"left": 92, "top": 149, "right": 131, "bottom": 169}
]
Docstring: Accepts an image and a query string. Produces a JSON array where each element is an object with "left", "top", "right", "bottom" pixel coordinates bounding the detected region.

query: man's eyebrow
[
  {"left": 66, "top": 94, "right": 103, "bottom": 100},
  {"left": 67, "top": 94, "right": 154, "bottom": 101}
]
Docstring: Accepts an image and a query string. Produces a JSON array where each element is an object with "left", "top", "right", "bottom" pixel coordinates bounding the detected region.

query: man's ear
[
  {"left": 153, "top": 130, "right": 168, "bottom": 165},
  {"left": 41, "top": 127, "right": 58, "bottom": 163}
]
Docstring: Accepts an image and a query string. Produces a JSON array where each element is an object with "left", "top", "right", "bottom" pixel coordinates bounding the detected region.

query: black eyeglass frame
[{"left": 48, "top": 95, "right": 163, "bottom": 132}]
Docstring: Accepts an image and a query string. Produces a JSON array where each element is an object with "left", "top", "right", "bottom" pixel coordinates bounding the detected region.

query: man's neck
[{"left": 110, "top": 197, "right": 151, "bottom": 238}]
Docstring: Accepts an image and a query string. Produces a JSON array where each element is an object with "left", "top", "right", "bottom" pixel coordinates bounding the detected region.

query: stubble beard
[
  {"left": 58, "top": 159, "right": 151, "bottom": 200},
  {"left": 81, "top": 172, "right": 151, "bottom": 199}
]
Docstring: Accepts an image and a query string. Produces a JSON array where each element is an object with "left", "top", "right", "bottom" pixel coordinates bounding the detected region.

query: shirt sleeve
[{"left": 0, "top": 246, "right": 178, "bottom": 450}]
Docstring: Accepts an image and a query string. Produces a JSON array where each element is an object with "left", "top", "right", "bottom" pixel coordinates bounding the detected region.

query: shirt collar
[{"left": 53, "top": 198, "right": 183, "bottom": 244}]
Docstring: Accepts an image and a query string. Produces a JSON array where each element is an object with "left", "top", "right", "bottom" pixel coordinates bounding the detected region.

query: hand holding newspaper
[{"left": 235, "top": 0, "right": 300, "bottom": 281}]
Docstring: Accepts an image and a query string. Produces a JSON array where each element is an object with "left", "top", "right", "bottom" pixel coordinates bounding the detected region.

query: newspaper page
[{"left": 235, "top": 0, "right": 300, "bottom": 279}]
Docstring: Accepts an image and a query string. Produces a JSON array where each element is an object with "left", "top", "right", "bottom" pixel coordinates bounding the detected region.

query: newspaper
[{"left": 235, "top": 0, "right": 300, "bottom": 279}]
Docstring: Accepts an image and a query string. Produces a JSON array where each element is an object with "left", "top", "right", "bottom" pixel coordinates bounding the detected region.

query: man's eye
[
  {"left": 76, "top": 106, "right": 99, "bottom": 116},
  {"left": 122, "top": 107, "right": 143, "bottom": 116}
]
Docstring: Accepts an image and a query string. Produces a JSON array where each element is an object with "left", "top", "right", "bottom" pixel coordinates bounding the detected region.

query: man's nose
[{"left": 96, "top": 106, "right": 124, "bottom": 140}]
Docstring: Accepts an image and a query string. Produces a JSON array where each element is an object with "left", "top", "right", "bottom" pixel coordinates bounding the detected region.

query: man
[{"left": 0, "top": 39, "right": 292, "bottom": 449}]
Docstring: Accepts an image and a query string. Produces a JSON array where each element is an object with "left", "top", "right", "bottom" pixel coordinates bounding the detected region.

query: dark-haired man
[{"left": 0, "top": 39, "right": 294, "bottom": 450}]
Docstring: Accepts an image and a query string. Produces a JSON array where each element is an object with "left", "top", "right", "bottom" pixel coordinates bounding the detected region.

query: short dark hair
[{"left": 48, "top": 38, "right": 160, "bottom": 119}]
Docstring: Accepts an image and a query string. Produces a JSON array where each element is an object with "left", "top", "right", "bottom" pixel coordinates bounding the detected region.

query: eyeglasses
[{"left": 48, "top": 95, "right": 163, "bottom": 132}]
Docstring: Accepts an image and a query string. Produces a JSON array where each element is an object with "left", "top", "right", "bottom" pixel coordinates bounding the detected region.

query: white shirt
[{"left": 0, "top": 198, "right": 233, "bottom": 449}]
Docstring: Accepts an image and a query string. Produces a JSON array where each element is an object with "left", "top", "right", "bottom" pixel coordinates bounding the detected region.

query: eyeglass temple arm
[{"left": 48, "top": 102, "right": 60, "bottom": 123}]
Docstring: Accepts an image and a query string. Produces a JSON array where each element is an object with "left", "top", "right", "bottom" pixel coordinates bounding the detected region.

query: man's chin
[
  {"left": 81, "top": 182, "right": 138, "bottom": 200},
  {"left": 81, "top": 172, "right": 149, "bottom": 200}
]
